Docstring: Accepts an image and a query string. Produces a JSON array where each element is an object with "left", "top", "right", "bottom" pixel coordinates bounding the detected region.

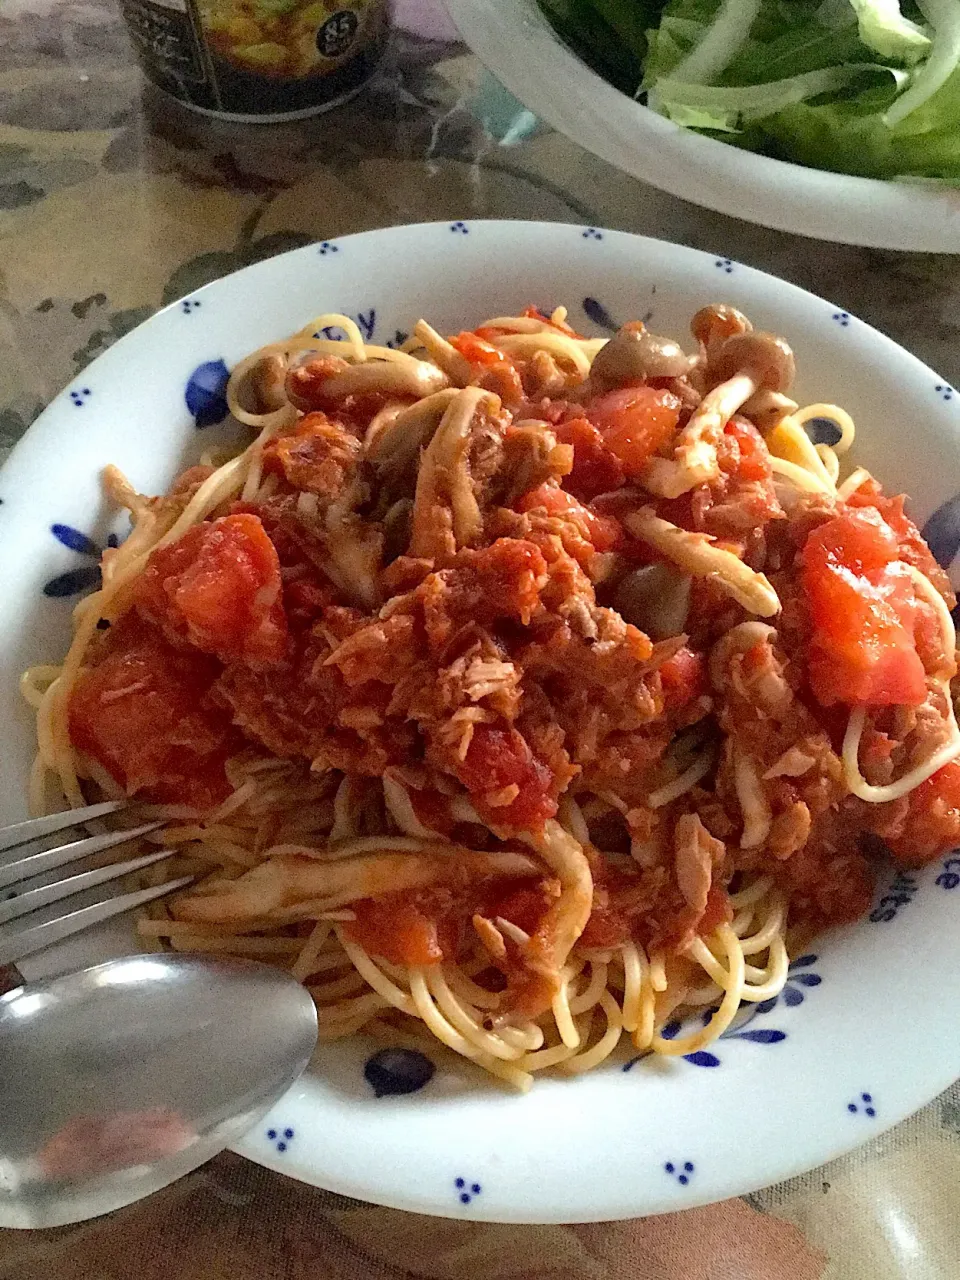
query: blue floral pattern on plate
[
  {"left": 847, "top": 1092, "right": 877, "bottom": 1117},
  {"left": 266, "top": 1126, "right": 295, "bottom": 1152},
  {"left": 455, "top": 1177, "right": 482, "bottom": 1205},
  {"left": 581, "top": 296, "right": 653, "bottom": 331},
  {"left": 803, "top": 416, "right": 844, "bottom": 446},
  {"left": 936, "top": 855, "right": 960, "bottom": 889},
  {"left": 364, "top": 1048, "right": 435, "bottom": 1096},
  {"left": 921, "top": 494, "right": 960, "bottom": 572},
  {"left": 582, "top": 297, "right": 617, "bottom": 331},
  {"left": 870, "top": 869, "right": 919, "bottom": 922},
  {"left": 43, "top": 524, "right": 118, "bottom": 598},
  {"left": 314, "top": 310, "right": 376, "bottom": 343},
  {"left": 623, "top": 954, "right": 820, "bottom": 1071},
  {"left": 185, "top": 358, "right": 230, "bottom": 428},
  {"left": 664, "top": 1160, "right": 694, "bottom": 1186}
]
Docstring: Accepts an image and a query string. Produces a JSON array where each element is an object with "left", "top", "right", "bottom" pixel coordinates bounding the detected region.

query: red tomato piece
[
  {"left": 517, "top": 483, "right": 620, "bottom": 552},
  {"left": 658, "top": 646, "right": 706, "bottom": 710},
  {"left": 718, "top": 418, "right": 772, "bottom": 483},
  {"left": 346, "top": 894, "right": 444, "bottom": 967},
  {"left": 450, "top": 332, "right": 523, "bottom": 403},
  {"left": 849, "top": 479, "right": 953, "bottom": 595},
  {"left": 137, "top": 513, "right": 287, "bottom": 664},
  {"left": 457, "top": 723, "right": 557, "bottom": 830},
  {"left": 69, "top": 620, "right": 236, "bottom": 810},
  {"left": 553, "top": 417, "right": 625, "bottom": 500},
  {"left": 584, "top": 386, "right": 682, "bottom": 479},
  {"left": 801, "top": 508, "right": 926, "bottom": 707},
  {"left": 450, "top": 331, "right": 507, "bottom": 366},
  {"left": 886, "top": 761, "right": 960, "bottom": 866}
]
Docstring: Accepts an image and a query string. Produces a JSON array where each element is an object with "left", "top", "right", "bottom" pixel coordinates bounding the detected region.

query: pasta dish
[{"left": 22, "top": 302, "right": 960, "bottom": 1090}]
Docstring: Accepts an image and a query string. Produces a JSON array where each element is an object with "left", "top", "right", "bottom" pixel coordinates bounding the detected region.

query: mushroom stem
[{"left": 644, "top": 372, "right": 756, "bottom": 498}]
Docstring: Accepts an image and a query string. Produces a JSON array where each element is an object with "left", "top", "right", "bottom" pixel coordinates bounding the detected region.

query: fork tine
[
  {"left": 0, "top": 849, "right": 176, "bottom": 927},
  {"left": 0, "top": 875, "right": 195, "bottom": 966},
  {"left": 0, "top": 800, "right": 127, "bottom": 853},
  {"left": 0, "top": 821, "right": 164, "bottom": 891}
]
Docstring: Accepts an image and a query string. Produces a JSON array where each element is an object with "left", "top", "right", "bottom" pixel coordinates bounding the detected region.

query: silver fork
[{"left": 0, "top": 800, "right": 192, "bottom": 990}]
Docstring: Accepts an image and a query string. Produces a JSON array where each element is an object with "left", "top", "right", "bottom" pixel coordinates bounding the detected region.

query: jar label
[{"left": 119, "top": 0, "right": 388, "bottom": 118}]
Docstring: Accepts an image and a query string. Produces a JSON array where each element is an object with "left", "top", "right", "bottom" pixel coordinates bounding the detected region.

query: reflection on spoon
[
  {"left": 37, "top": 1108, "right": 197, "bottom": 1182},
  {"left": 0, "top": 954, "right": 317, "bottom": 1228}
]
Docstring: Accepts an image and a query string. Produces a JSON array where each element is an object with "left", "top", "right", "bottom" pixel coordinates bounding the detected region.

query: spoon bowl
[{"left": 0, "top": 953, "right": 318, "bottom": 1228}]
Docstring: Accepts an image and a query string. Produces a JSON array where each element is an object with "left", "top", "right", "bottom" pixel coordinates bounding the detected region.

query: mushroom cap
[
  {"left": 690, "top": 304, "right": 753, "bottom": 348},
  {"left": 711, "top": 331, "right": 796, "bottom": 393},
  {"left": 590, "top": 325, "right": 694, "bottom": 388}
]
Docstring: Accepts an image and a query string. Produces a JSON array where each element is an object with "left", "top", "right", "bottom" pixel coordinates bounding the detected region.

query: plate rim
[{"left": 441, "top": 0, "right": 960, "bottom": 253}]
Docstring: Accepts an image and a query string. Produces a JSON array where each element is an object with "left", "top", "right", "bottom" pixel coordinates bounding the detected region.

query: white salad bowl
[
  {"left": 2, "top": 221, "right": 960, "bottom": 1222},
  {"left": 443, "top": 0, "right": 960, "bottom": 253}
]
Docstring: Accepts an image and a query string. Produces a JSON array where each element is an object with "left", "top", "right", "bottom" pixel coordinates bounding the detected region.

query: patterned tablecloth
[{"left": 2, "top": 1, "right": 960, "bottom": 1275}]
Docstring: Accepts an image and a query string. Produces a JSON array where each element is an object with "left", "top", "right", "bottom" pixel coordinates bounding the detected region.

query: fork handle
[{"left": 0, "top": 964, "right": 25, "bottom": 996}]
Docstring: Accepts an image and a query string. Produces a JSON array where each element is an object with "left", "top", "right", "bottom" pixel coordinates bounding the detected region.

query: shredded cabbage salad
[{"left": 535, "top": 0, "right": 960, "bottom": 183}]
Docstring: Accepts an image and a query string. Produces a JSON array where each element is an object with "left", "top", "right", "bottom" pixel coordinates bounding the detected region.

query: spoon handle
[{"left": 0, "top": 964, "right": 25, "bottom": 996}]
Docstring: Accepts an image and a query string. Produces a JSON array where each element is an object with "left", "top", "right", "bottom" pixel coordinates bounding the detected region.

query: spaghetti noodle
[{"left": 22, "top": 301, "right": 960, "bottom": 1089}]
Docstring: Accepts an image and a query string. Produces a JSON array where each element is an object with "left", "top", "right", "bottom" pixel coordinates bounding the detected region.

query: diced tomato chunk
[
  {"left": 801, "top": 507, "right": 926, "bottom": 707},
  {"left": 886, "top": 761, "right": 960, "bottom": 866},
  {"left": 346, "top": 893, "right": 443, "bottom": 967},
  {"left": 584, "top": 386, "right": 682, "bottom": 479},
  {"left": 69, "top": 619, "right": 236, "bottom": 810},
  {"left": 449, "top": 331, "right": 523, "bottom": 402},
  {"left": 849, "top": 479, "right": 954, "bottom": 598},
  {"left": 136, "top": 513, "right": 287, "bottom": 664},
  {"left": 456, "top": 723, "right": 557, "bottom": 830},
  {"left": 450, "top": 331, "right": 506, "bottom": 366},
  {"left": 658, "top": 646, "right": 706, "bottom": 710},
  {"left": 517, "top": 483, "right": 620, "bottom": 551},
  {"left": 718, "top": 418, "right": 772, "bottom": 483},
  {"left": 554, "top": 417, "right": 625, "bottom": 500}
]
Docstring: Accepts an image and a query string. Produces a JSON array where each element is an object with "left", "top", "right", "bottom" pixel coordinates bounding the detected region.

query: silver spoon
[{"left": 0, "top": 953, "right": 318, "bottom": 1228}]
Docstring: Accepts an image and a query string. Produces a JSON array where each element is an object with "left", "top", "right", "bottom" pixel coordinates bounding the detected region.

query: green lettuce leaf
[
  {"left": 536, "top": 0, "right": 960, "bottom": 182},
  {"left": 655, "top": 63, "right": 906, "bottom": 124},
  {"left": 646, "top": 0, "right": 871, "bottom": 84}
]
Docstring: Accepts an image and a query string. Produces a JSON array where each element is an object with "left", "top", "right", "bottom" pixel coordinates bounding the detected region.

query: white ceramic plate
[
  {"left": 443, "top": 0, "right": 960, "bottom": 253},
  {"left": 2, "top": 221, "right": 960, "bottom": 1223}
]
